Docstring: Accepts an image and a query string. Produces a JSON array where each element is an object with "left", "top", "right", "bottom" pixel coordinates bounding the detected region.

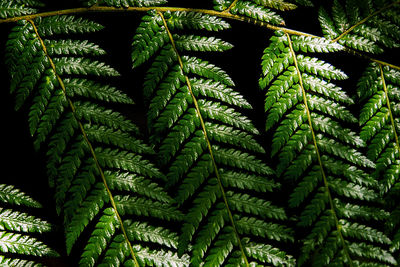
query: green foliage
[
  {"left": 131, "top": 10, "right": 295, "bottom": 266},
  {"left": 6, "top": 14, "right": 185, "bottom": 266},
  {"left": 319, "top": 0, "right": 400, "bottom": 53},
  {"left": 80, "top": 0, "right": 167, "bottom": 7},
  {"left": 2, "top": 0, "right": 400, "bottom": 266},
  {"left": 0, "top": 184, "right": 58, "bottom": 265},
  {"left": 212, "top": 0, "right": 294, "bottom": 25},
  {"left": 358, "top": 62, "right": 400, "bottom": 262},
  {"left": 260, "top": 31, "right": 394, "bottom": 266}
]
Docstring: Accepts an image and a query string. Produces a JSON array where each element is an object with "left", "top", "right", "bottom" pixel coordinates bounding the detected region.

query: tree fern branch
[
  {"left": 286, "top": 32, "right": 354, "bottom": 266},
  {"left": 27, "top": 19, "right": 140, "bottom": 267},
  {"left": 2, "top": 4, "right": 399, "bottom": 73},
  {"left": 157, "top": 10, "right": 250, "bottom": 266},
  {"left": 223, "top": 0, "right": 240, "bottom": 13},
  {"left": 332, "top": 1, "right": 400, "bottom": 43},
  {"left": 0, "top": 5, "right": 313, "bottom": 37}
]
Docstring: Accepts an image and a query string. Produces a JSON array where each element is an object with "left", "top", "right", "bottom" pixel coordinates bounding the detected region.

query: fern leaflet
[{"left": 0, "top": 0, "right": 44, "bottom": 19}]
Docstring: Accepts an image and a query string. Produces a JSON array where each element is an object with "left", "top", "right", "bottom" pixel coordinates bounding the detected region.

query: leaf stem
[
  {"left": 157, "top": 10, "right": 250, "bottom": 267},
  {"left": 0, "top": 5, "right": 313, "bottom": 37},
  {"left": 27, "top": 19, "right": 140, "bottom": 267},
  {"left": 379, "top": 64, "right": 400, "bottom": 160},
  {"left": 344, "top": 47, "right": 400, "bottom": 71},
  {"left": 224, "top": 0, "right": 240, "bottom": 13},
  {"left": 286, "top": 32, "right": 354, "bottom": 267}
]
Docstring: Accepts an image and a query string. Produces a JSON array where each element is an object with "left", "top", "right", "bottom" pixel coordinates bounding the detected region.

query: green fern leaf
[
  {"left": 358, "top": 62, "right": 400, "bottom": 262},
  {"left": 359, "top": 63, "right": 400, "bottom": 191},
  {"left": 260, "top": 31, "right": 393, "bottom": 266},
  {"left": 6, "top": 15, "right": 187, "bottom": 266},
  {"left": 166, "top": 11, "right": 231, "bottom": 31},
  {"left": 0, "top": 231, "right": 57, "bottom": 257},
  {"left": 0, "top": 184, "right": 58, "bottom": 264},
  {"left": 132, "top": 10, "right": 294, "bottom": 266},
  {"left": 0, "top": 208, "right": 52, "bottom": 233},
  {"left": 318, "top": 0, "right": 400, "bottom": 53},
  {"left": 174, "top": 35, "right": 233, "bottom": 52},
  {"left": 231, "top": 1, "right": 285, "bottom": 25},
  {"left": 0, "top": 184, "right": 41, "bottom": 208}
]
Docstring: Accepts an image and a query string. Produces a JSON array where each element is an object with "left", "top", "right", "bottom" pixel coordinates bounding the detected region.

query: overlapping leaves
[
  {"left": 358, "top": 63, "right": 400, "bottom": 262},
  {"left": 319, "top": 0, "right": 400, "bottom": 53},
  {"left": 260, "top": 31, "right": 394, "bottom": 266},
  {"left": 2, "top": 0, "right": 400, "bottom": 266},
  {"left": 132, "top": 10, "right": 294, "bottom": 266}
]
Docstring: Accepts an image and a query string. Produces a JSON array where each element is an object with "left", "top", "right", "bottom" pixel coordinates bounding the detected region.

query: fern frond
[
  {"left": 359, "top": 63, "right": 400, "bottom": 192},
  {"left": 132, "top": 10, "right": 294, "bottom": 266},
  {"left": 6, "top": 15, "right": 186, "bottom": 266},
  {"left": 0, "top": 184, "right": 58, "bottom": 264},
  {"left": 260, "top": 31, "right": 393, "bottom": 266},
  {"left": 319, "top": 0, "right": 400, "bottom": 53},
  {"left": 358, "top": 62, "right": 400, "bottom": 261}
]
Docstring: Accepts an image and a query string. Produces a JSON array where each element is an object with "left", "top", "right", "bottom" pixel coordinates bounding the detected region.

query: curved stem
[
  {"left": 2, "top": 5, "right": 399, "bottom": 71},
  {"left": 0, "top": 5, "right": 313, "bottom": 37},
  {"left": 27, "top": 18, "right": 140, "bottom": 267},
  {"left": 379, "top": 64, "right": 400, "bottom": 160}
]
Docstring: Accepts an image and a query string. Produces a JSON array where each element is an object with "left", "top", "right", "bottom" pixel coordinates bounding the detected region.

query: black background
[{"left": 0, "top": 1, "right": 398, "bottom": 265}]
